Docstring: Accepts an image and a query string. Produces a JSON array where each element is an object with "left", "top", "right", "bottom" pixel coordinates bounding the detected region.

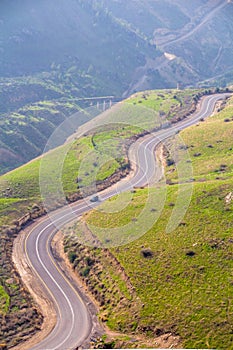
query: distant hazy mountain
[
  {"left": 1, "top": 0, "right": 233, "bottom": 95},
  {"left": 0, "top": 0, "right": 157, "bottom": 96},
  {"left": 101, "top": 0, "right": 233, "bottom": 94},
  {"left": 0, "top": 0, "right": 233, "bottom": 174}
]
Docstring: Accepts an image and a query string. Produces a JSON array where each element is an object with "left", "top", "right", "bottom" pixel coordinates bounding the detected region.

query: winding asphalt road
[{"left": 22, "top": 93, "right": 231, "bottom": 350}]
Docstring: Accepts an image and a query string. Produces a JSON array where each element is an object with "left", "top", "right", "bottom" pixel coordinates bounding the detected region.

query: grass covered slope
[
  {"left": 0, "top": 90, "right": 165, "bottom": 346},
  {"left": 0, "top": 73, "right": 96, "bottom": 175},
  {"left": 0, "top": 130, "right": 126, "bottom": 226},
  {"left": 0, "top": 89, "right": 201, "bottom": 227},
  {"left": 0, "top": 88, "right": 230, "bottom": 347},
  {"left": 64, "top": 96, "right": 233, "bottom": 348},
  {"left": 0, "top": 88, "right": 204, "bottom": 347}
]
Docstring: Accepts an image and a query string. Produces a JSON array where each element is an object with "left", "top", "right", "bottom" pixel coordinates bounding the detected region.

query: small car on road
[{"left": 90, "top": 195, "right": 99, "bottom": 202}]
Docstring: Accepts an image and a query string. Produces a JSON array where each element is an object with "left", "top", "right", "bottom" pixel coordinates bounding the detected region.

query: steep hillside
[
  {"left": 0, "top": 0, "right": 156, "bottom": 89},
  {"left": 1, "top": 0, "right": 233, "bottom": 93},
  {"left": 64, "top": 94, "right": 233, "bottom": 349},
  {"left": 100, "top": 0, "right": 190, "bottom": 36},
  {"left": 103, "top": 0, "right": 233, "bottom": 94},
  {"left": 0, "top": 0, "right": 157, "bottom": 174},
  {"left": 159, "top": 1, "right": 233, "bottom": 86},
  {"left": 1, "top": 0, "right": 233, "bottom": 172},
  {"left": 0, "top": 89, "right": 202, "bottom": 348}
]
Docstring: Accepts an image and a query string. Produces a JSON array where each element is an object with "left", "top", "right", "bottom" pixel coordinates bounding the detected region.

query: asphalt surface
[{"left": 24, "top": 93, "right": 231, "bottom": 350}]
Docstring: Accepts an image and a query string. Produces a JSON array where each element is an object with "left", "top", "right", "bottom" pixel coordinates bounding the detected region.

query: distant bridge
[{"left": 76, "top": 96, "right": 122, "bottom": 110}]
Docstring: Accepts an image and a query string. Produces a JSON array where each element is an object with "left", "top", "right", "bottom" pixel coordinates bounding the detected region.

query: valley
[
  {"left": 1, "top": 1, "right": 233, "bottom": 174},
  {"left": 1, "top": 1, "right": 233, "bottom": 349}
]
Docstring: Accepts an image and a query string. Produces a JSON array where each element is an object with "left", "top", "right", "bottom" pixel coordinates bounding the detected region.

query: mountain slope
[
  {"left": 0, "top": 0, "right": 157, "bottom": 88},
  {"left": 64, "top": 94, "right": 233, "bottom": 349},
  {"left": 0, "top": 0, "right": 158, "bottom": 174},
  {"left": 1, "top": 0, "right": 233, "bottom": 175},
  {"left": 102, "top": 0, "right": 233, "bottom": 94},
  {"left": 1, "top": 0, "right": 233, "bottom": 93},
  {"left": 0, "top": 89, "right": 203, "bottom": 348}
]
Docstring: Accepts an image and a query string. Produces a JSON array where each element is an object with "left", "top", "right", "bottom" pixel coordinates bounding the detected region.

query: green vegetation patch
[
  {"left": 166, "top": 96, "right": 233, "bottom": 184},
  {"left": 0, "top": 198, "right": 31, "bottom": 226},
  {"left": 126, "top": 88, "right": 202, "bottom": 120},
  {"left": 0, "top": 286, "right": 10, "bottom": 315},
  {"left": 127, "top": 90, "right": 180, "bottom": 112}
]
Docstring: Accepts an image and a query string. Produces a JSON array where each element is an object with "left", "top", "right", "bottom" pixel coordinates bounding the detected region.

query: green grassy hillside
[
  {"left": 0, "top": 88, "right": 230, "bottom": 348},
  {"left": 0, "top": 89, "right": 201, "bottom": 226},
  {"left": 64, "top": 95, "right": 233, "bottom": 348},
  {"left": 2, "top": 88, "right": 201, "bottom": 347},
  {"left": 0, "top": 70, "right": 110, "bottom": 175}
]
